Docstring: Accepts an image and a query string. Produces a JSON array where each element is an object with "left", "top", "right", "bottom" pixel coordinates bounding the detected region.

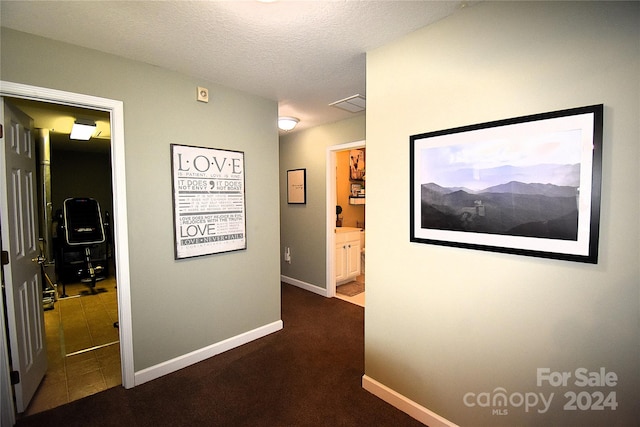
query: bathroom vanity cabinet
[{"left": 335, "top": 228, "right": 361, "bottom": 284}]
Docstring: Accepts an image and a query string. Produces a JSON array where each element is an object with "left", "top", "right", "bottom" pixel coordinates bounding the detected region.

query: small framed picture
[
  {"left": 351, "top": 183, "right": 362, "bottom": 197},
  {"left": 287, "top": 169, "right": 306, "bottom": 204},
  {"left": 349, "top": 149, "right": 365, "bottom": 181}
]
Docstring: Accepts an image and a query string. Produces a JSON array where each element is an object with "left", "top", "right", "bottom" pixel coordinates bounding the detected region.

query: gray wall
[
  {"left": 1, "top": 28, "right": 281, "bottom": 371},
  {"left": 279, "top": 114, "right": 365, "bottom": 288},
  {"left": 366, "top": 2, "right": 639, "bottom": 426}
]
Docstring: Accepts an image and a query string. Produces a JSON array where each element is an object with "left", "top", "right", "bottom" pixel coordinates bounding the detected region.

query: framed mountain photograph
[{"left": 410, "top": 104, "right": 603, "bottom": 263}]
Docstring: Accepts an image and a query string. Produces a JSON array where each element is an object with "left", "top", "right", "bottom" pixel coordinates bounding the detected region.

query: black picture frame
[
  {"left": 410, "top": 104, "right": 603, "bottom": 263},
  {"left": 171, "top": 144, "right": 247, "bottom": 259},
  {"left": 287, "top": 168, "right": 306, "bottom": 204}
]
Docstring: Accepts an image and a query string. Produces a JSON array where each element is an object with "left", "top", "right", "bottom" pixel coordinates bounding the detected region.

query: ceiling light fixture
[
  {"left": 278, "top": 117, "right": 299, "bottom": 132},
  {"left": 70, "top": 119, "right": 97, "bottom": 140}
]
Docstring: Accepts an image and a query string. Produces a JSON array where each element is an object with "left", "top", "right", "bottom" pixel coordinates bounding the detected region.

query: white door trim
[
  {"left": 0, "top": 80, "right": 134, "bottom": 389},
  {"left": 325, "top": 140, "right": 365, "bottom": 298}
]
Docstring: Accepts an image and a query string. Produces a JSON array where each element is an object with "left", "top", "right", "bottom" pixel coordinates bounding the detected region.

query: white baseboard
[
  {"left": 281, "top": 275, "right": 328, "bottom": 297},
  {"left": 134, "top": 320, "right": 283, "bottom": 386},
  {"left": 362, "top": 375, "right": 458, "bottom": 427}
]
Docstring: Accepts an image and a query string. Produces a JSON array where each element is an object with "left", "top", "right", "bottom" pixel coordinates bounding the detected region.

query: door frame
[
  {"left": 325, "top": 140, "right": 365, "bottom": 297},
  {"left": 0, "top": 81, "right": 134, "bottom": 391}
]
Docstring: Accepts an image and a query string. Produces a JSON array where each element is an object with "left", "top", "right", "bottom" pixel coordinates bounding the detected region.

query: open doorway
[
  {"left": 0, "top": 81, "right": 133, "bottom": 424},
  {"left": 7, "top": 98, "right": 119, "bottom": 415},
  {"left": 326, "top": 140, "right": 365, "bottom": 307}
]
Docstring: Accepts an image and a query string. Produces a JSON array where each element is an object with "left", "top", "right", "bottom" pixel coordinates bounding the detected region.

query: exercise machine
[{"left": 54, "top": 197, "right": 108, "bottom": 296}]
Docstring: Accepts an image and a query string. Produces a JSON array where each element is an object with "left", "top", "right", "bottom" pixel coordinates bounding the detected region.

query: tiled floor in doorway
[
  {"left": 22, "top": 277, "right": 120, "bottom": 416},
  {"left": 336, "top": 273, "right": 365, "bottom": 307}
]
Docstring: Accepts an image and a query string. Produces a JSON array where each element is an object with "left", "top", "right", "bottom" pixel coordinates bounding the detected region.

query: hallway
[{"left": 15, "top": 283, "right": 424, "bottom": 427}]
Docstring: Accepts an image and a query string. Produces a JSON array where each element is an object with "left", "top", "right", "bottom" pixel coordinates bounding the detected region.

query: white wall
[{"left": 365, "top": 2, "right": 639, "bottom": 425}]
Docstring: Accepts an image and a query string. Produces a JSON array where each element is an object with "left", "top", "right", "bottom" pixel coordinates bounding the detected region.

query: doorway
[
  {"left": 0, "top": 81, "right": 133, "bottom": 422},
  {"left": 326, "top": 140, "right": 365, "bottom": 306},
  {"left": 13, "top": 98, "right": 119, "bottom": 415}
]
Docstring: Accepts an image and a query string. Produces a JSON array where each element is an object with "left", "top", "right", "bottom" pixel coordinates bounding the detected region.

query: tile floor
[
  {"left": 21, "top": 276, "right": 121, "bottom": 417},
  {"left": 336, "top": 273, "right": 365, "bottom": 307}
]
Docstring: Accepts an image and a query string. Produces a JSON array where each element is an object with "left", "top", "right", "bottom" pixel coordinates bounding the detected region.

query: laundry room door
[{"left": 0, "top": 100, "right": 48, "bottom": 413}]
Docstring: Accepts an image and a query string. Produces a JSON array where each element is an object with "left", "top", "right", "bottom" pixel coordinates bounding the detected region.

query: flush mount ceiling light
[
  {"left": 70, "top": 119, "right": 97, "bottom": 140},
  {"left": 278, "top": 117, "right": 299, "bottom": 131},
  {"left": 329, "top": 94, "right": 366, "bottom": 113}
]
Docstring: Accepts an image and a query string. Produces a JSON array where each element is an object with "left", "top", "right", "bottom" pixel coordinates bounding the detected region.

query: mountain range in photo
[{"left": 420, "top": 164, "right": 581, "bottom": 240}]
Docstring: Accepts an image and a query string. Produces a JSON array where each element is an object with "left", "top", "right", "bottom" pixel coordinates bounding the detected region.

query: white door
[{"left": 0, "top": 100, "right": 47, "bottom": 413}]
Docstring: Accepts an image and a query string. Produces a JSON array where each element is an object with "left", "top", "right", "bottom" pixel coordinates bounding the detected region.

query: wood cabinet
[{"left": 335, "top": 228, "right": 361, "bottom": 284}]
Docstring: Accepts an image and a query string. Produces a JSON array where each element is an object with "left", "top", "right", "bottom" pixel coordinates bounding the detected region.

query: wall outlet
[{"left": 284, "top": 247, "right": 291, "bottom": 264}]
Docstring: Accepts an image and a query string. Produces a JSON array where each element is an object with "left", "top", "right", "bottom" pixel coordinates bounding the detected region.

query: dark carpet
[{"left": 16, "top": 283, "right": 425, "bottom": 427}]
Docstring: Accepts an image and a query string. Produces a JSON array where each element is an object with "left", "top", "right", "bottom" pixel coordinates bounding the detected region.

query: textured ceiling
[{"left": 1, "top": 0, "right": 468, "bottom": 133}]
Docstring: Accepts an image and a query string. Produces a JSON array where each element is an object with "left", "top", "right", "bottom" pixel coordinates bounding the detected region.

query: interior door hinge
[
  {"left": 0, "top": 124, "right": 3, "bottom": 138},
  {"left": 10, "top": 371, "right": 20, "bottom": 385},
  {"left": 1, "top": 251, "right": 9, "bottom": 266}
]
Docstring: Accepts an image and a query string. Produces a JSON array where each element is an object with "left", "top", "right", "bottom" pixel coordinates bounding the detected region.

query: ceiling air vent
[{"left": 329, "top": 94, "right": 366, "bottom": 113}]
